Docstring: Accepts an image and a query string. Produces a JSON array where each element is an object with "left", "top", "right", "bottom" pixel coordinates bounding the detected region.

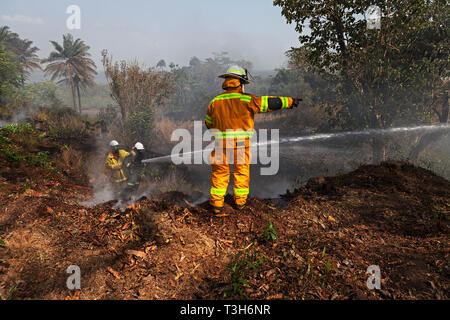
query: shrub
[
  {"left": 223, "top": 245, "right": 267, "bottom": 298},
  {"left": 124, "top": 107, "right": 155, "bottom": 143},
  {"left": 32, "top": 107, "right": 89, "bottom": 139}
]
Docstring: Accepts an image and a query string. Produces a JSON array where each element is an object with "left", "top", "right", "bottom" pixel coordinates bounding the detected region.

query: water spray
[{"left": 141, "top": 124, "right": 450, "bottom": 164}]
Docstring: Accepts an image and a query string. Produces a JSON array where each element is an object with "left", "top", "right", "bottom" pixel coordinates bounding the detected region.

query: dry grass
[
  {"left": 32, "top": 107, "right": 92, "bottom": 140},
  {"left": 55, "top": 147, "right": 86, "bottom": 184},
  {"left": 151, "top": 118, "right": 195, "bottom": 154}
]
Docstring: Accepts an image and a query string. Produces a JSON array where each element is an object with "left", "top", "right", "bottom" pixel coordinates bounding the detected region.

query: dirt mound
[
  {"left": 288, "top": 161, "right": 449, "bottom": 237},
  {"left": 0, "top": 141, "right": 448, "bottom": 300}
]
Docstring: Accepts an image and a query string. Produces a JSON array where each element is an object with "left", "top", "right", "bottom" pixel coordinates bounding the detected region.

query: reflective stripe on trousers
[{"left": 209, "top": 144, "right": 251, "bottom": 208}]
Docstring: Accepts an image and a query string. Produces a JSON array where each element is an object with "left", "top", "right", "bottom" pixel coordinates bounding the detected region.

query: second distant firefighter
[{"left": 120, "top": 142, "right": 146, "bottom": 200}]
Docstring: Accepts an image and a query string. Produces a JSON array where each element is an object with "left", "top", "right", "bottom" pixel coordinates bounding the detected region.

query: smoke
[
  {"left": 80, "top": 136, "right": 116, "bottom": 207},
  {"left": 79, "top": 135, "right": 171, "bottom": 209},
  {"left": 80, "top": 124, "right": 449, "bottom": 207},
  {"left": 80, "top": 184, "right": 115, "bottom": 207},
  {"left": 0, "top": 110, "right": 30, "bottom": 128},
  {"left": 139, "top": 124, "right": 450, "bottom": 201}
]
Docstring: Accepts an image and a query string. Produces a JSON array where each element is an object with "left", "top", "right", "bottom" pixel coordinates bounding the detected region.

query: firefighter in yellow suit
[
  {"left": 205, "top": 65, "right": 300, "bottom": 214},
  {"left": 105, "top": 140, "right": 130, "bottom": 197}
]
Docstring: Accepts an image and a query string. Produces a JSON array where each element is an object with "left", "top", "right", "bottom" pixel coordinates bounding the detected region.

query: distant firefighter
[
  {"left": 205, "top": 65, "right": 301, "bottom": 214},
  {"left": 105, "top": 140, "right": 130, "bottom": 197},
  {"left": 120, "top": 142, "right": 146, "bottom": 200}
]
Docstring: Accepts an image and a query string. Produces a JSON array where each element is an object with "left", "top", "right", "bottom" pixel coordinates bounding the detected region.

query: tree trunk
[
  {"left": 70, "top": 81, "right": 78, "bottom": 111},
  {"left": 408, "top": 130, "right": 449, "bottom": 162},
  {"left": 76, "top": 82, "right": 82, "bottom": 114},
  {"left": 436, "top": 92, "right": 449, "bottom": 124}
]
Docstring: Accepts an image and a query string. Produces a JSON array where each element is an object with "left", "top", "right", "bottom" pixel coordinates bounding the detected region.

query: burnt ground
[{"left": 0, "top": 129, "right": 448, "bottom": 300}]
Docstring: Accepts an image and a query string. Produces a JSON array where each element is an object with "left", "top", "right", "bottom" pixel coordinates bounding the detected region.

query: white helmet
[
  {"left": 134, "top": 142, "right": 144, "bottom": 150},
  {"left": 109, "top": 140, "right": 119, "bottom": 147},
  {"left": 218, "top": 64, "right": 249, "bottom": 84}
]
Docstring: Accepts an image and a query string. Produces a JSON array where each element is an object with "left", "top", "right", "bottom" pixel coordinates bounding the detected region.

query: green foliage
[
  {"left": 165, "top": 52, "right": 253, "bottom": 119},
  {"left": 3, "top": 123, "right": 34, "bottom": 135},
  {"left": 22, "top": 82, "right": 64, "bottom": 110},
  {"left": 0, "top": 146, "right": 53, "bottom": 169},
  {"left": 124, "top": 107, "right": 155, "bottom": 142},
  {"left": 223, "top": 245, "right": 267, "bottom": 297},
  {"left": 0, "top": 134, "right": 12, "bottom": 146},
  {"left": 275, "top": 0, "right": 449, "bottom": 130},
  {"left": 0, "top": 25, "right": 41, "bottom": 83},
  {"left": 267, "top": 68, "right": 307, "bottom": 98},
  {"left": 29, "top": 151, "right": 53, "bottom": 168},
  {"left": 34, "top": 106, "right": 90, "bottom": 140},
  {"left": 263, "top": 218, "right": 278, "bottom": 242},
  {"left": 0, "top": 45, "right": 21, "bottom": 88},
  {"left": 325, "top": 259, "right": 332, "bottom": 273},
  {"left": 1, "top": 46, "right": 62, "bottom": 119},
  {"left": 0, "top": 124, "right": 54, "bottom": 169},
  {"left": 0, "top": 45, "right": 22, "bottom": 116}
]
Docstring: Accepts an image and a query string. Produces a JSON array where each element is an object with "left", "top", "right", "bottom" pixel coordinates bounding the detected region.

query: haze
[{"left": 0, "top": 0, "right": 300, "bottom": 74}]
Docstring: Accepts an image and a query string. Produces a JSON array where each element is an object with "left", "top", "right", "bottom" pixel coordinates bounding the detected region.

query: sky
[{"left": 0, "top": 0, "right": 301, "bottom": 72}]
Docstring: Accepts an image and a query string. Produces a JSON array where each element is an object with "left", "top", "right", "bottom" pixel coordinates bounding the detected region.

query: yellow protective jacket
[
  {"left": 105, "top": 149, "right": 130, "bottom": 183},
  {"left": 205, "top": 78, "right": 294, "bottom": 141}
]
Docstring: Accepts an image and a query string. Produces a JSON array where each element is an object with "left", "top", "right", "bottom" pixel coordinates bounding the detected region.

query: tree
[
  {"left": 22, "top": 82, "right": 64, "bottom": 110},
  {"left": 156, "top": 59, "right": 166, "bottom": 69},
  {"left": 42, "top": 34, "right": 97, "bottom": 113},
  {"left": 0, "top": 46, "right": 21, "bottom": 112},
  {"left": 0, "top": 26, "right": 41, "bottom": 84},
  {"left": 13, "top": 39, "right": 41, "bottom": 83},
  {"left": 189, "top": 56, "right": 201, "bottom": 67},
  {"left": 166, "top": 52, "right": 253, "bottom": 119},
  {"left": 101, "top": 50, "right": 174, "bottom": 141},
  {"left": 0, "top": 45, "right": 29, "bottom": 119},
  {"left": 274, "top": 0, "right": 449, "bottom": 162}
]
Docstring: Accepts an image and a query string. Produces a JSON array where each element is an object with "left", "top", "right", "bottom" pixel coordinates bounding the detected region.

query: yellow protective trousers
[{"left": 210, "top": 139, "right": 251, "bottom": 208}]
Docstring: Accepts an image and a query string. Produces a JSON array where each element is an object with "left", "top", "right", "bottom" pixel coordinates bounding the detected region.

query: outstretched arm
[{"left": 249, "top": 96, "right": 300, "bottom": 113}]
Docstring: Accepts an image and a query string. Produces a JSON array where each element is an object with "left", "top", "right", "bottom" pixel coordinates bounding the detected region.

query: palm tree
[
  {"left": 0, "top": 25, "right": 41, "bottom": 83},
  {"left": 0, "top": 26, "right": 17, "bottom": 43},
  {"left": 42, "top": 34, "right": 97, "bottom": 113},
  {"left": 12, "top": 38, "right": 41, "bottom": 83}
]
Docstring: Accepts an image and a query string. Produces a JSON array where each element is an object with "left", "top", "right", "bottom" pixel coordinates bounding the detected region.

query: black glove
[{"left": 291, "top": 98, "right": 302, "bottom": 108}]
